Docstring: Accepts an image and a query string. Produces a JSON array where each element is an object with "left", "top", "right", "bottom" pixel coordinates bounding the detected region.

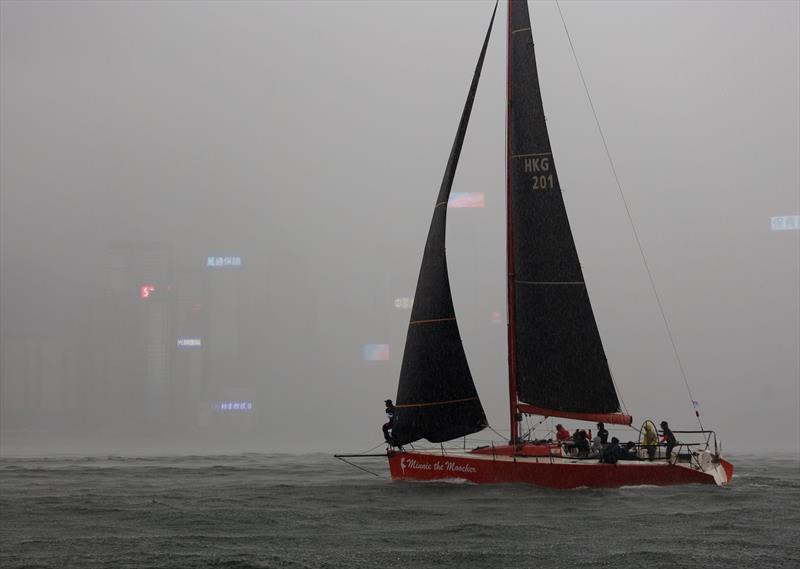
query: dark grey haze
[{"left": 1, "top": 1, "right": 798, "bottom": 455}]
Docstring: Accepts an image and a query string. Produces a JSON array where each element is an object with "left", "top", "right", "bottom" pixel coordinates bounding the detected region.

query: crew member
[
  {"left": 601, "top": 437, "right": 623, "bottom": 464},
  {"left": 555, "top": 424, "right": 571, "bottom": 442},
  {"left": 642, "top": 420, "right": 659, "bottom": 460},
  {"left": 382, "top": 399, "right": 396, "bottom": 444},
  {"left": 596, "top": 422, "right": 609, "bottom": 446},
  {"left": 574, "top": 429, "right": 590, "bottom": 457},
  {"left": 660, "top": 420, "right": 677, "bottom": 460}
]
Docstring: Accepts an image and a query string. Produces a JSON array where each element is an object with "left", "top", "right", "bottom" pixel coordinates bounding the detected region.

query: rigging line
[
  {"left": 529, "top": 415, "right": 549, "bottom": 430},
  {"left": 554, "top": 0, "right": 703, "bottom": 429},
  {"left": 487, "top": 424, "right": 508, "bottom": 441},
  {"left": 360, "top": 441, "right": 389, "bottom": 454},
  {"left": 335, "top": 456, "right": 383, "bottom": 478},
  {"left": 335, "top": 441, "right": 387, "bottom": 457},
  {"left": 608, "top": 366, "right": 630, "bottom": 417}
]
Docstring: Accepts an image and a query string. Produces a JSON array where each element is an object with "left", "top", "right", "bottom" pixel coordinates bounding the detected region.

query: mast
[{"left": 506, "top": 0, "right": 519, "bottom": 445}]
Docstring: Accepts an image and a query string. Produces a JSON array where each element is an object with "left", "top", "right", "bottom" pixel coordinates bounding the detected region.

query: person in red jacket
[{"left": 555, "top": 424, "right": 571, "bottom": 442}]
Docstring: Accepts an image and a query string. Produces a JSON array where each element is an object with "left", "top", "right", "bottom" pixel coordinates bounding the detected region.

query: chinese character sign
[
  {"left": 213, "top": 400, "right": 254, "bottom": 411},
  {"left": 207, "top": 256, "right": 243, "bottom": 267},
  {"left": 771, "top": 215, "right": 800, "bottom": 231}
]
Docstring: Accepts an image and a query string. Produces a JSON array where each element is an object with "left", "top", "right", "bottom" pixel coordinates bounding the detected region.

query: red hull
[{"left": 388, "top": 450, "right": 733, "bottom": 488}]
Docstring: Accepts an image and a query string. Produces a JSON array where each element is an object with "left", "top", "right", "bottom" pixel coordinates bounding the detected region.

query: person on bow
[
  {"left": 382, "top": 399, "right": 396, "bottom": 444},
  {"left": 660, "top": 420, "right": 677, "bottom": 460}
]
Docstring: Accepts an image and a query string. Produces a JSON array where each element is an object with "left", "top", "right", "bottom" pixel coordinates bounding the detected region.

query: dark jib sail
[
  {"left": 392, "top": 3, "right": 498, "bottom": 446},
  {"left": 507, "top": 0, "right": 629, "bottom": 423}
]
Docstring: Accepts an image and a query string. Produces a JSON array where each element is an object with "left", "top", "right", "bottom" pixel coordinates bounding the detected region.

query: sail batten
[
  {"left": 391, "top": 2, "right": 498, "bottom": 446},
  {"left": 408, "top": 317, "right": 456, "bottom": 325},
  {"left": 508, "top": 0, "right": 623, "bottom": 419},
  {"left": 397, "top": 396, "right": 481, "bottom": 409}
]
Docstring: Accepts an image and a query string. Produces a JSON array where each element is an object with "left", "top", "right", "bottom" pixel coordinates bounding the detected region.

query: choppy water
[{"left": 1, "top": 453, "right": 798, "bottom": 568}]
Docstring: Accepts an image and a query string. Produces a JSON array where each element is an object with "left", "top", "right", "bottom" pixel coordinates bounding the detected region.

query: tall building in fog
[
  {"left": 199, "top": 255, "right": 255, "bottom": 434},
  {"left": 103, "top": 242, "right": 175, "bottom": 430}
]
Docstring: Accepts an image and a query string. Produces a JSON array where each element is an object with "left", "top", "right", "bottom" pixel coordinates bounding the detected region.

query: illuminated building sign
[
  {"left": 448, "top": 192, "right": 485, "bottom": 208},
  {"left": 177, "top": 337, "right": 202, "bottom": 348},
  {"left": 140, "top": 285, "right": 156, "bottom": 299},
  {"left": 214, "top": 401, "right": 253, "bottom": 411},
  {"left": 771, "top": 215, "right": 800, "bottom": 231},
  {"left": 394, "top": 297, "right": 414, "bottom": 310},
  {"left": 363, "top": 344, "right": 390, "bottom": 361},
  {"left": 207, "top": 256, "right": 242, "bottom": 267}
]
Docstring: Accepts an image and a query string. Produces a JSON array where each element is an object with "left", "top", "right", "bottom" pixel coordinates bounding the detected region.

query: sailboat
[{"left": 382, "top": 0, "right": 733, "bottom": 488}]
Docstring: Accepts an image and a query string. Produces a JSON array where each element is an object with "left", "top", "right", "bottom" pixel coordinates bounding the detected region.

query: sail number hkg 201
[{"left": 522, "top": 155, "right": 555, "bottom": 190}]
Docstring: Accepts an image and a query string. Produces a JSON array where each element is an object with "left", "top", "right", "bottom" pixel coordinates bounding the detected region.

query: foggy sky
[{"left": 1, "top": 0, "right": 798, "bottom": 456}]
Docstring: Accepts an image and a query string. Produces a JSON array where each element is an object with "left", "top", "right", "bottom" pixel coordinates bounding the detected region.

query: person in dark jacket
[
  {"left": 574, "top": 429, "right": 590, "bottom": 457},
  {"left": 623, "top": 441, "right": 639, "bottom": 460},
  {"left": 596, "top": 422, "right": 609, "bottom": 446},
  {"left": 382, "top": 399, "right": 396, "bottom": 443},
  {"left": 600, "top": 437, "right": 623, "bottom": 464},
  {"left": 660, "top": 421, "right": 677, "bottom": 460}
]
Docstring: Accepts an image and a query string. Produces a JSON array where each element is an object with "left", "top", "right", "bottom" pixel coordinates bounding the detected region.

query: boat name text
[{"left": 400, "top": 458, "right": 477, "bottom": 474}]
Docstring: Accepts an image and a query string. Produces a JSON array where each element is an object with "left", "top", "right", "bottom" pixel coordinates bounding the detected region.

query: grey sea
[{"left": 1, "top": 453, "right": 798, "bottom": 568}]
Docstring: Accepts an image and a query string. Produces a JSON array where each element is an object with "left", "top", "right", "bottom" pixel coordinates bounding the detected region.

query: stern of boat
[
  {"left": 689, "top": 448, "right": 733, "bottom": 486},
  {"left": 719, "top": 457, "right": 734, "bottom": 485}
]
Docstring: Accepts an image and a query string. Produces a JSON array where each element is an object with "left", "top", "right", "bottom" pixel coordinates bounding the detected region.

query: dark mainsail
[
  {"left": 507, "top": 0, "right": 626, "bottom": 423},
  {"left": 392, "top": 3, "right": 498, "bottom": 446}
]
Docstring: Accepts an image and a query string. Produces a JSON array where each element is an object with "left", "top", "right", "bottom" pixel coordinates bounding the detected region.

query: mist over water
[{"left": 1, "top": 0, "right": 798, "bottom": 457}]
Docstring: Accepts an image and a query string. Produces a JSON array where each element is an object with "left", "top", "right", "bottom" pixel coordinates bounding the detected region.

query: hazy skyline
[{"left": 1, "top": 0, "right": 798, "bottom": 456}]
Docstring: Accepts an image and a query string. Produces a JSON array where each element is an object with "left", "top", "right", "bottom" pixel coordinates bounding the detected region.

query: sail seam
[
  {"left": 511, "top": 152, "right": 552, "bottom": 158},
  {"left": 435, "top": 201, "right": 448, "bottom": 208},
  {"left": 397, "top": 396, "right": 479, "bottom": 409},
  {"left": 511, "top": 27, "right": 531, "bottom": 34},
  {"left": 409, "top": 316, "right": 456, "bottom": 325},
  {"left": 516, "top": 281, "right": 584, "bottom": 285}
]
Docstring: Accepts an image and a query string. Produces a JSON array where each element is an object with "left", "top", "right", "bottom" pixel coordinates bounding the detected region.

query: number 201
[{"left": 532, "top": 175, "right": 554, "bottom": 190}]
